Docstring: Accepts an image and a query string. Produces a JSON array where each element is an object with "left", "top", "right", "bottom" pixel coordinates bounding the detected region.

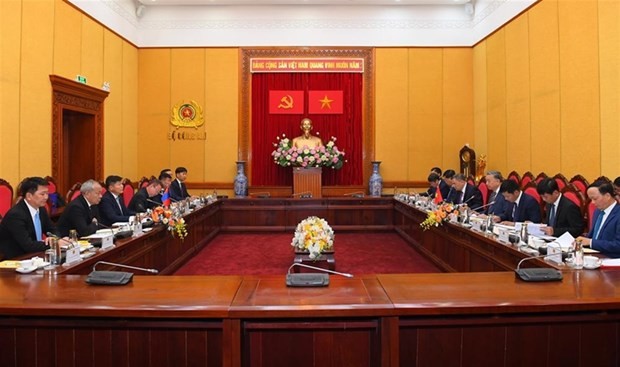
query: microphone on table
[
  {"left": 344, "top": 191, "right": 365, "bottom": 198},
  {"left": 86, "top": 261, "right": 158, "bottom": 286},
  {"left": 147, "top": 198, "right": 164, "bottom": 206},
  {"left": 46, "top": 232, "right": 75, "bottom": 248},
  {"left": 514, "top": 252, "right": 569, "bottom": 282},
  {"left": 286, "top": 263, "right": 353, "bottom": 287},
  {"left": 470, "top": 201, "right": 495, "bottom": 213},
  {"left": 250, "top": 192, "right": 271, "bottom": 198},
  {"left": 291, "top": 191, "right": 313, "bottom": 199}
]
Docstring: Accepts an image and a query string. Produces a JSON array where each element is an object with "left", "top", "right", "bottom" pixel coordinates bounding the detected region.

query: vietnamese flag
[
  {"left": 308, "top": 90, "right": 343, "bottom": 114},
  {"left": 434, "top": 185, "right": 443, "bottom": 204},
  {"left": 269, "top": 90, "right": 304, "bottom": 114}
]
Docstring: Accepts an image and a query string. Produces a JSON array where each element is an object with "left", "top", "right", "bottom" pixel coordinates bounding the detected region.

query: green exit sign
[{"left": 76, "top": 75, "right": 87, "bottom": 84}]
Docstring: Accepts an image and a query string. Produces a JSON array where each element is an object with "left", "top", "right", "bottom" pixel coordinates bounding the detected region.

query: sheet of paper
[
  {"left": 554, "top": 231, "right": 576, "bottom": 251},
  {"left": 601, "top": 258, "right": 620, "bottom": 267}
]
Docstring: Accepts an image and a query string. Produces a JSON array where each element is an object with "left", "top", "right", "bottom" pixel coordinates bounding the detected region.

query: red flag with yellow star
[
  {"left": 269, "top": 90, "right": 304, "bottom": 114},
  {"left": 308, "top": 90, "right": 343, "bottom": 114}
]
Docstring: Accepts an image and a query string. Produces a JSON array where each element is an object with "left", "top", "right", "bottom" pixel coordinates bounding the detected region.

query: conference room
[{"left": 1, "top": 0, "right": 620, "bottom": 366}]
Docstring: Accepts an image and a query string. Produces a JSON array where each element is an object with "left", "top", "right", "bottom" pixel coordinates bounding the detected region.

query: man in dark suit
[
  {"left": 99, "top": 175, "right": 135, "bottom": 227},
  {"left": 426, "top": 172, "right": 450, "bottom": 201},
  {"left": 537, "top": 178, "right": 584, "bottom": 237},
  {"left": 498, "top": 179, "right": 541, "bottom": 224},
  {"left": 578, "top": 180, "right": 620, "bottom": 257},
  {"left": 56, "top": 179, "right": 102, "bottom": 237},
  {"left": 446, "top": 174, "right": 483, "bottom": 211},
  {"left": 152, "top": 172, "right": 172, "bottom": 205},
  {"left": 129, "top": 179, "right": 163, "bottom": 212},
  {"left": 485, "top": 170, "right": 510, "bottom": 221},
  {"left": 169, "top": 166, "right": 190, "bottom": 201},
  {"left": 0, "top": 177, "right": 57, "bottom": 259}
]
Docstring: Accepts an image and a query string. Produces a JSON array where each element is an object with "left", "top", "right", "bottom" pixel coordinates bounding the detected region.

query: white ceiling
[
  {"left": 136, "top": 0, "right": 472, "bottom": 4},
  {"left": 69, "top": 0, "right": 537, "bottom": 47}
]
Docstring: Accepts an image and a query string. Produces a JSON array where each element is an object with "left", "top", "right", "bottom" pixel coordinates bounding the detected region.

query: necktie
[
  {"left": 593, "top": 210, "right": 604, "bottom": 239},
  {"left": 512, "top": 203, "right": 518, "bottom": 221},
  {"left": 116, "top": 196, "right": 124, "bottom": 214},
  {"left": 548, "top": 204, "right": 556, "bottom": 227},
  {"left": 459, "top": 191, "right": 464, "bottom": 204},
  {"left": 34, "top": 211, "right": 42, "bottom": 241},
  {"left": 487, "top": 192, "right": 496, "bottom": 213}
]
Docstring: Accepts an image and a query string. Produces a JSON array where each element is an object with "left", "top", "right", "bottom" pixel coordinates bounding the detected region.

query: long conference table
[{"left": 1, "top": 198, "right": 620, "bottom": 367}]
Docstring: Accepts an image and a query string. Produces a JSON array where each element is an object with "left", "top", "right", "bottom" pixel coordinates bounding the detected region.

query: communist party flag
[
  {"left": 308, "top": 90, "right": 343, "bottom": 114},
  {"left": 269, "top": 90, "right": 304, "bottom": 114}
]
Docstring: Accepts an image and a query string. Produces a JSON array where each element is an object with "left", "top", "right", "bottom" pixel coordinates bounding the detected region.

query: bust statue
[{"left": 292, "top": 118, "right": 323, "bottom": 149}]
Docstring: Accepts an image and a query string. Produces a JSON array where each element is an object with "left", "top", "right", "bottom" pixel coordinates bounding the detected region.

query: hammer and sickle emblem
[{"left": 277, "top": 95, "right": 294, "bottom": 109}]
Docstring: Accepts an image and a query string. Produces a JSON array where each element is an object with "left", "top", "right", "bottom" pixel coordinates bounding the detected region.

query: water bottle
[
  {"left": 573, "top": 240, "right": 584, "bottom": 269},
  {"left": 519, "top": 223, "right": 528, "bottom": 245}
]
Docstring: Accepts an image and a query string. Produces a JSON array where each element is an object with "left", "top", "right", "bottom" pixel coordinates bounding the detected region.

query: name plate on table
[
  {"left": 471, "top": 220, "right": 482, "bottom": 232},
  {"left": 498, "top": 228, "right": 510, "bottom": 244},
  {"left": 545, "top": 243, "right": 563, "bottom": 264},
  {"left": 64, "top": 247, "right": 81, "bottom": 265},
  {"left": 133, "top": 222, "right": 143, "bottom": 237},
  {"left": 101, "top": 234, "right": 114, "bottom": 250}
]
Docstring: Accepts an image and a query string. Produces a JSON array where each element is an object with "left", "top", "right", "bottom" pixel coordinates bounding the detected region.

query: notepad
[{"left": 0, "top": 260, "right": 21, "bottom": 269}]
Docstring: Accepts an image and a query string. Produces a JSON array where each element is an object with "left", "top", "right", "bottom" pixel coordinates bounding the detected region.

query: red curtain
[{"left": 251, "top": 73, "right": 363, "bottom": 186}]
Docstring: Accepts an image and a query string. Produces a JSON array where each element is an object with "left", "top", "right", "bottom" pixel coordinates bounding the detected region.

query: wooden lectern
[{"left": 293, "top": 167, "right": 322, "bottom": 198}]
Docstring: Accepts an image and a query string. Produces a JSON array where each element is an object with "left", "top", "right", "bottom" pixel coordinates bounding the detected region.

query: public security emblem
[{"left": 170, "top": 100, "right": 204, "bottom": 129}]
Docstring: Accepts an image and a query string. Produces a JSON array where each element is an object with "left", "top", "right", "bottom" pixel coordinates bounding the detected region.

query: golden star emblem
[{"left": 319, "top": 95, "right": 333, "bottom": 109}]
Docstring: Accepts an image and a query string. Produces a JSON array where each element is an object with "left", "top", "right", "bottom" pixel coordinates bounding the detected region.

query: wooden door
[{"left": 50, "top": 75, "right": 108, "bottom": 196}]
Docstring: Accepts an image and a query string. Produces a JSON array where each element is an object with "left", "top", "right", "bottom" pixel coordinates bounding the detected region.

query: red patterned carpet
[{"left": 175, "top": 232, "right": 441, "bottom": 275}]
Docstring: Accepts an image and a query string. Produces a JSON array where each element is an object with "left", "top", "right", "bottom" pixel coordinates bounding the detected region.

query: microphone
[
  {"left": 515, "top": 253, "right": 564, "bottom": 282},
  {"left": 344, "top": 191, "right": 365, "bottom": 198},
  {"left": 46, "top": 232, "right": 75, "bottom": 247},
  {"left": 250, "top": 192, "right": 271, "bottom": 198},
  {"left": 291, "top": 191, "right": 313, "bottom": 198},
  {"left": 286, "top": 263, "right": 353, "bottom": 287},
  {"left": 287, "top": 263, "right": 353, "bottom": 277},
  {"left": 470, "top": 201, "right": 495, "bottom": 213},
  {"left": 86, "top": 261, "right": 157, "bottom": 286},
  {"left": 147, "top": 198, "right": 164, "bottom": 206},
  {"left": 93, "top": 261, "right": 158, "bottom": 274}
]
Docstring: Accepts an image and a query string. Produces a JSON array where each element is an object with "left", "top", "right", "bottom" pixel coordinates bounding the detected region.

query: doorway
[
  {"left": 62, "top": 109, "right": 96, "bottom": 190},
  {"left": 50, "top": 75, "right": 108, "bottom": 198}
]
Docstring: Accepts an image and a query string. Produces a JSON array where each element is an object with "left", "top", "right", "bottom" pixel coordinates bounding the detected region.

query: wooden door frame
[{"left": 49, "top": 75, "right": 108, "bottom": 196}]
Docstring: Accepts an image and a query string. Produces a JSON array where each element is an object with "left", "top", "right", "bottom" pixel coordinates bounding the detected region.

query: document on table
[{"left": 514, "top": 222, "right": 552, "bottom": 238}]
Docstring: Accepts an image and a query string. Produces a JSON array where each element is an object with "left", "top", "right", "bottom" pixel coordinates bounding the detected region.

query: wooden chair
[
  {"left": 593, "top": 176, "right": 611, "bottom": 184},
  {"left": 520, "top": 171, "right": 535, "bottom": 189},
  {"left": 44, "top": 175, "right": 65, "bottom": 212},
  {"left": 466, "top": 175, "right": 476, "bottom": 186},
  {"left": 476, "top": 177, "right": 488, "bottom": 206},
  {"left": 121, "top": 178, "right": 135, "bottom": 207},
  {"left": 585, "top": 200, "right": 596, "bottom": 234},
  {"left": 137, "top": 176, "right": 149, "bottom": 189},
  {"left": 534, "top": 172, "right": 548, "bottom": 184},
  {"left": 0, "top": 178, "right": 13, "bottom": 219},
  {"left": 552, "top": 173, "right": 568, "bottom": 191},
  {"left": 569, "top": 174, "right": 589, "bottom": 196},
  {"left": 66, "top": 182, "right": 82, "bottom": 203},
  {"left": 561, "top": 184, "right": 586, "bottom": 220},
  {"left": 523, "top": 182, "right": 544, "bottom": 220},
  {"left": 507, "top": 171, "right": 520, "bottom": 186}
]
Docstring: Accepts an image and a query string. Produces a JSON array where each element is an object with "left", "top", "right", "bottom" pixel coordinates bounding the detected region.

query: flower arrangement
[
  {"left": 420, "top": 203, "right": 457, "bottom": 231},
  {"left": 271, "top": 133, "right": 346, "bottom": 169},
  {"left": 291, "top": 216, "right": 335, "bottom": 259},
  {"left": 150, "top": 206, "right": 188, "bottom": 240}
]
